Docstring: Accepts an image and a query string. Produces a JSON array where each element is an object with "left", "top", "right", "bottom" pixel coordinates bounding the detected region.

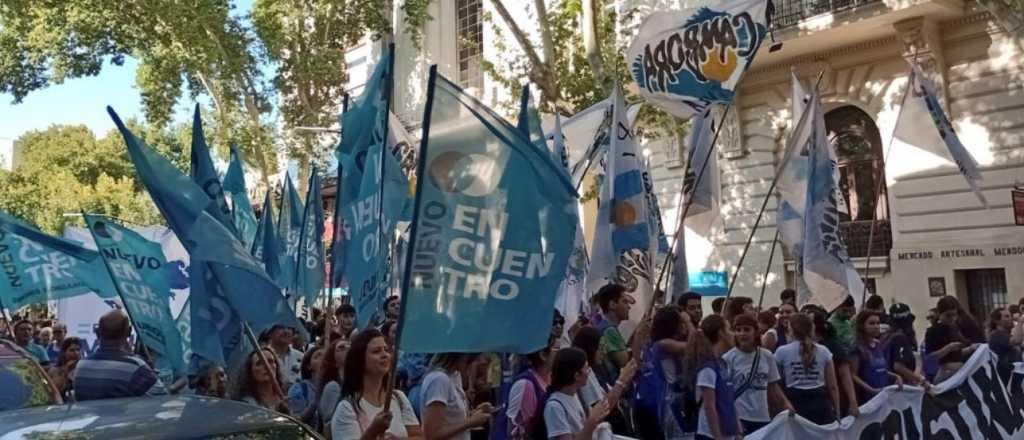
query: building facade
[{"left": 345, "top": 0, "right": 1024, "bottom": 328}]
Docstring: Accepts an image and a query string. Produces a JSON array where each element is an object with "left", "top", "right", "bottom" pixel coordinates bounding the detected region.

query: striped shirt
[{"left": 73, "top": 346, "right": 166, "bottom": 401}]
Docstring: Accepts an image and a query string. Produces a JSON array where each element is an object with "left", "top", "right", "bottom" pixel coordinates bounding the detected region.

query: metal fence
[
  {"left": 773, "top": 0, "right": 883, "bottom": 29},
  {"left": 839, "top": 219, "right": 892, "bottom": 258}
]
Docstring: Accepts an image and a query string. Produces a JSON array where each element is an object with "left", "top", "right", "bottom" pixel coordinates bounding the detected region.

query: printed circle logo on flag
[
  {"left": 91, "top": 220, "right": 123, "bottom": 242},
  {"left": 428, "top": 151, "right": 499, "bottom": 197},
  {"left": 612, "top": 201, "right": 638, "bottom": 226}
]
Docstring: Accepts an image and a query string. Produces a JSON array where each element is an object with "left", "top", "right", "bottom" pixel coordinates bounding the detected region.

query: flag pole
[
  {"left": 720, "top": 69, "right": 826, "bottom": 311},
  {"left": 241, "top": 321, "right": 287, "bottom": 402},
  {"left": 80, "top": 212, "right": 157, "bottom": 366},
  {"left": 376, "top": 42, "right": 397, "bottom": 320},
  {"left": 327, "top": 93, "right": 350, "bottom": 317},
  {"left": 859, "top": 63, "right": 913, "bottom": 306},
  {"left": 649, "top": 105, "right": 732, "bottom": 318},
  {"left": 384, "top": 65, "right": 438, "bottom": 412}
]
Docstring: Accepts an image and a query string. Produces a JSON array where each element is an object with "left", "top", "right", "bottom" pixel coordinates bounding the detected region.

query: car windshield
[{"left": 0, "top": 341, "right": 60, "bottom": 411}]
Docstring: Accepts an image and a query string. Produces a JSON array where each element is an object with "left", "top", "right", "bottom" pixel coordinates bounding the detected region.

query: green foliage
[
  {"left": 401, "top": 0, "right": 434, "bottom": 48},
  {"left": 0, "top": 124, "right": 182, "bottom": 234}
]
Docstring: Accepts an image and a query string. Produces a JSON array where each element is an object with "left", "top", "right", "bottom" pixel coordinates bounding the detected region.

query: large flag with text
[
  {"left": 587, "top": 88, "right": 654, "bottom": 325},
  {"left": 894, "top": 64, "right": 987, "bottom": 207},
  {"left": 800, "top": 99, "right": 865, "bottom": 311},
  {"left": 627, "top": 0, "right": 770, "bottom": 118},
  {"left": 776, "top": 75, "right": 817, "bottom": 303},
  {"left": 0, "top": 211, "right": 116, "bottom": 310},
  {"left": 398, "top": 68, "right": 577, "bottom": 354},
  {"left": 223, "top": 145, "right": 259, "bottom": 249},
  {"left": 84, "top": 214, "right": 186, "bottom": 376},
  {"left": 109, "top": 107, "right": 305, "bottom": 340}
]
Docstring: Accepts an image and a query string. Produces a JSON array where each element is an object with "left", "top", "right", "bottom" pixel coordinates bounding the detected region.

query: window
[
  {"left": 456, "top": 0, "right": 483, "bottom": 90},
  {"left": 963, "top": 269, "right": 1008, "bottom": 323},
  {"left": 825, "top": 105, "right": 891, "bottom": 258}
]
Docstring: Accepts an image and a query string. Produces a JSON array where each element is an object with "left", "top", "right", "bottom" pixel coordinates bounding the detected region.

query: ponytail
[
  {"left": 790, "top": 313, "right": 816, "bottom": 371},
  {"left": 684, "top": 315, "right": 727, "bottom": 386}
]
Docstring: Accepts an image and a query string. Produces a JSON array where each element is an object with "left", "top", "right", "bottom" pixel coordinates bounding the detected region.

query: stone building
[{"left": 338, "top": 0, "right": 1024, "bottom": 327}]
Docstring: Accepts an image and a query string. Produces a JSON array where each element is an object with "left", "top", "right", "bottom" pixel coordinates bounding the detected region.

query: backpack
[
  {"left": 633, "top": 344, "right": 689, "bottom": 432},
  {"left": 493, "top": 369, "right": 548, "bottom": 440}
]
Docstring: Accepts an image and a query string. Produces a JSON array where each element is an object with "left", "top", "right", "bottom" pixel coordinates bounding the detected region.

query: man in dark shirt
[
  {"left": 74, "top": 310, "right": 165, "bottom": 401},
  {"left": 987, "top": 307, "right": 1022, "bottom": 383},
  {"left": 885, "top": 303, "right": 928, "bottom": 387}
]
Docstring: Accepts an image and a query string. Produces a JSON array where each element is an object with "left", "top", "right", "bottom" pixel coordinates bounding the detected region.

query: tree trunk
[{"left": 582, "top": 0, "right": 606, "bottom": 90}]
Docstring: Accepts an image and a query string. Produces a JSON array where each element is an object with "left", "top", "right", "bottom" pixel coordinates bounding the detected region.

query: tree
[
  {"left": 0, "top": 1, "right": 276, "bottom": 186},
  {"left": 0, "top": 124, "right": 184, "bottom": 234}
]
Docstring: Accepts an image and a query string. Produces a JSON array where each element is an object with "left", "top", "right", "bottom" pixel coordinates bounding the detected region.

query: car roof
[{"left": 0, "top": 394, "right": 318, "bottom": 439}]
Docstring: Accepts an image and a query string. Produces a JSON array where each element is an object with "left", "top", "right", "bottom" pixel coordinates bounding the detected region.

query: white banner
[{"left": 748, "top": 345, "right": 1024, "bottom": 439}]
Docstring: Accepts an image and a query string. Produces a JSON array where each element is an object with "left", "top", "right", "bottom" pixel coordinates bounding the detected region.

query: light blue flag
[
  {"left": 641, "top": 156, "right": 670, "bottom": 260},
  {"left": 190, "top": 105, "right": 235, "bottom": 233},
  {"left": 551, "top": 115, "right": 589, "bottom": 326},
  {"left": 252, "top": 191, "right": 283, "bottom": 286},
  {"left": 517, "top": 85, "right": 546, "bottom": 148},
  {"left": 800, "top": 100, "right": 865, "bottom": 311},
  {"left": 187, "top": 261, "right": 245, "bottom": 369},
  {"left": 296, "top": 170, "right": 325, "bottom": 308},
  {"left": 108, "top": 106, "right": 307, "bottom": 341},
  {"left": 398, "top": 68, "right": 577, "bottom": 354},
  {"left": 83, "top": 214, "right": 186, "bottom": 376},
  {"left": 277, "top": 172, "right": 303, "bottom": 293},
  {"left": 0, "top": 211, "right": 117, "bottom": 310},
  {"left": 224, "top": 145, "right": 259, "bottom": 249},
  {"left": 175, "top": 298, "right": 192, "bottom": 371}
]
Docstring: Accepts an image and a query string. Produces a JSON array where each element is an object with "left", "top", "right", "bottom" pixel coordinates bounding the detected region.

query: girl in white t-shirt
[
  {"left": 544, "top": 347, "right": 610, "bottom": 440},
  {"left": 775, "top": 313, "right": 840, "bottom": 425},
  {"left": 420, "top": 353, "right": 493, "bottom": 440},
  {"left": 331, "top": 329, "right": 421, "bottom": 440}
]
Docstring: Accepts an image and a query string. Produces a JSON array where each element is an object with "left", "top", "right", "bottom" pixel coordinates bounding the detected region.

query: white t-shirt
[
  {"left": 723, "top": 347, "right": 781, "bottom": 422},
  {"left": 578, "top": 369, "right": 606, "bottom": 409},
  {"left": 544, "top": 391, "right": 585, "bottom": 438},
  {"left": 331, "top": 391, "right": 419, "bottom": 440},
  {"left": 774, "top": 341, "right": 832, "bottom": 390},
  {"left": 696, "top": 367, "right": 719, "bottom": 439},
  {"left": 277, "top": 347, "right": 304, "bottom": 389},
  {"left": 420, "top": 370, "right": 470, "bottom": 440}
]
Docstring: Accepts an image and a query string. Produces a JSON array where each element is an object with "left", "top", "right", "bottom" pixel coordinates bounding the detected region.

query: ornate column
[{"left": 893, "top": 16, "right": 948, "bottom": 107}]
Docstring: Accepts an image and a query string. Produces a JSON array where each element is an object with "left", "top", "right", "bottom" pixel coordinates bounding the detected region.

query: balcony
[
  {"left": 839, "top": 219, "right": 892, "bottom": 258},
  {"left": 773, "top": 0, "right": 884, "bottom": 30}
]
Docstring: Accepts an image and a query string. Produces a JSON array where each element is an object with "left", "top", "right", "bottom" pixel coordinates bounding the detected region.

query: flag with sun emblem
[
  {"left": 397, "top": 67, "right": 577, "bottom": 354},
  {"left": 627, "top": 0, "right": 771, "bottom": 118},
  {"left": 587, "top": 88, "right": 654, "bottom": 329}
]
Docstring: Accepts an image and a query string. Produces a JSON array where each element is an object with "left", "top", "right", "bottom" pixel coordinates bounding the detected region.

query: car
[
  {"left": 0, "top": 339, "right": 62, "bottom": 411},
  {"left": 0, "top": 394, "right": 323, "bottom": 439}
]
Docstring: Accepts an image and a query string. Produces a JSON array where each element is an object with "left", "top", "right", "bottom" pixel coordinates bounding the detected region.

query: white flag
[
  {"left": 681, "top": 108, "right": 721, "bottom": 237},
  {"left": 587, "top": 88, "right": 654, "bottom": 327},
  {"left": 801, "top": 92, "right": 865, "bottom": 311},
  {"left": 894, "top": 64, "right": 987, "bottom": 207},
  {"left": 552, "top": 114, "right": 589, "bottom": 326}
]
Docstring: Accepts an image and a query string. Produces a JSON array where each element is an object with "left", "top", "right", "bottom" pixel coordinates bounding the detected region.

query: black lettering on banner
[
  {"left": 857, "top": 409, "right": 910, "bottom": 440},
  {"left": 960, "top": 361, "right": 1024, "bottom": 436},
  {"left": 919, "top": 386, "right": 972, "bottom": 440}
]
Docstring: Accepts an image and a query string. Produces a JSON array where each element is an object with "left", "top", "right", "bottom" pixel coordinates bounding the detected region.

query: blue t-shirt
[
  {"left": 696, "top": 360, "right": 739, "bottom": 438},
  {"left": 857, "top": 342, "right": 891, "bottom": 392},
  {"left": 21, "top": 343, "right": 50, "bottom": 365}
]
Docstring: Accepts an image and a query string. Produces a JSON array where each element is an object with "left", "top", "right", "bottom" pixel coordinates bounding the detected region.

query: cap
[{"left": 889, "top": 302, "right": 914, "bottom": 322}]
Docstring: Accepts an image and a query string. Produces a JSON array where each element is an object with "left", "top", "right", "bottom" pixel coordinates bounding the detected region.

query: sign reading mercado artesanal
[
  {"left": 627, "top": 0, "right": 770, "bottom": 119},
  {"left": 896, "top": 245, "right": 1024, "bottom": 261}
]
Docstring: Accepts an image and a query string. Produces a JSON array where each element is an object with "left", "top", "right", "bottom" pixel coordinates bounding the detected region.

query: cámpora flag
[
  {"left": 84, "top": 213, "right": 186, "bottom": 376},
  {"left": 296, "top": 170, "right": 325, "bottom": 309},
  {"left": 109, "top": 107, "right": 306, "bottom": 340},
  {"left": 627, "top": 0, "right": 770, "bottom": 118},
  {"left": 223, "top": 144, "right": 259, "bottom": 249},
  {"left": 800, "top": 98, "right": 865, "bottom": 311},
  {"left": 587, "top": 87, "right": 655, "bottom": 326},
  {"left": 894, "top": 64, "right": 987, "bottom": 207},
  {"left": 0, "top": 210, "right": 117, "bottom": 310},
  {"left": 398, "top": 67, "right": 577, "bottom": 354}
]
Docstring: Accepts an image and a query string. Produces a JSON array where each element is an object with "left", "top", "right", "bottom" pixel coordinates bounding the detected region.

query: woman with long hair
[
  {"left": 634, "top": 306, "right": 691, "bottom": 440},
  {"left": 925, "top": 296, "right": 981, "bottom": 383},
  {"left": 419, "top": 353, "right": 493, "bottom": 440},
  {"left": 851, "top": 311, "right": 902, "bottom": 404},
  {"left": 331, "top": 329, "right": 422, "bottom": 440},
  {"left": 195, "top": 363, "right": 228, "bottom": 399},
  {"left": 319, "top": 337, "right": 352, "bottom": 434},
  {"left": 47, "top": 337, "right": 83, "bottom": 397},
  {"left": 288, "top": 346, "right": 325, "bottom": 426},
  {"left": 805, "top": 305, "right": 859, "bottom": 418},
  {"left": 775, "top": 313, "right": 840, "bottom": 425},
  {"left": 685, "top": 314, "right": 741, "bottom": 440},
  {"left": 544, "top": 347, "right": 611, "bottom": 439},
  {"left": 232, "top": 348, "right": 289, "bottom": 414},
  {"left": 762, "top": 303, "right": 796, "bottom": 352}
]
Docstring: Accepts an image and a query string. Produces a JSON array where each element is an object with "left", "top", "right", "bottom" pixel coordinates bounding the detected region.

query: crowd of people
[{"left": 2, "top": 284, "right": 1022, "bottom": 440}]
